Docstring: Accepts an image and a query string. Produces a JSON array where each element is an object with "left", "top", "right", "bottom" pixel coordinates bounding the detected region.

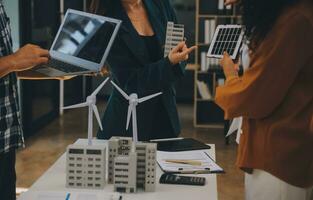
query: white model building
[
  {"left": 66, "top": 144, "right": 106, "bottom": 189},
  {"left": 114, "top": 151, "right": 138, "bottom": 193},
  {"left": 135, "top": 142, "right": 157, "bottom": 192},
  {"left": 108, "top": 137, "right": 133, "bottom": 184},
  {"left": 108, "top": 137, "right": 157, "bottom": 193},
  {"left": 164, "top": 21, "right": 185, "bottom": 57}
]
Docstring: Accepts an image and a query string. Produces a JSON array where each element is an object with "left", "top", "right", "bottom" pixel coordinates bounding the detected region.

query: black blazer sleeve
[{"left": 109, "top": 47, "right": 179, "bottom": 96}]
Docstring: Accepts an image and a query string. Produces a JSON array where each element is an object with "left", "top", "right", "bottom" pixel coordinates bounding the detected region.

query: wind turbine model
[
  {"left": 110, "top": 81, "right": 162, "bottom": 143},
  {"left": 63, "top": 77, "right": 110, "bottom": 145}
]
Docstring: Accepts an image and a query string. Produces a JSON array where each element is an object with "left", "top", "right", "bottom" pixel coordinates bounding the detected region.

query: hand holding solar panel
[{"left": 207, "top": 25, "right": 244, "bottom": 60}]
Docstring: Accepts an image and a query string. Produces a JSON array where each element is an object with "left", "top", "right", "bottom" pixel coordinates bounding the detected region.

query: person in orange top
[{"left": 216, "top": 0, "right": 313, "bottom": 199}]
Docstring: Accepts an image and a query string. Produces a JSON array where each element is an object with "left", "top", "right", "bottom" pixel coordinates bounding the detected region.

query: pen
[
  {"left": 65, "top": 193, "right": 71, "bottom": 200},
  {"left": 165, "top": 159, "right": 202, "bottom": 166},
  {"left": 150, "top": 137, "right": 183, "bottom": 142},
  {"left": 178, "top": 169, "right": 211, "bottom": 174}
]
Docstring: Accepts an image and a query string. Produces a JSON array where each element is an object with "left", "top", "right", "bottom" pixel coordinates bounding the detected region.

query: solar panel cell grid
[{"left": 207, "top": 25, "right": 244, "bottom": 60}]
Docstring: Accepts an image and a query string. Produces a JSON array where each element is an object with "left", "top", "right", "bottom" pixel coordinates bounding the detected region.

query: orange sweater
[{"left": 215, "top": 0, "right": 313, "bottom": 188}]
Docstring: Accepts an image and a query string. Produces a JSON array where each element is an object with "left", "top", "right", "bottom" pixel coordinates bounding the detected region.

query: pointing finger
[
  {"left": 172, "top": 41, "right": 186, "bottom": 53},
  {"left": 181, "top": 45, "right": 197, "bottom": 56},
  {"left": 37, "top": 49, "right": 50, "bottom": 57}
]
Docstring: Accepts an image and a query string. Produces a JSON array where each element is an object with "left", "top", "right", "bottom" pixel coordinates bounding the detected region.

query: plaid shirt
[{"left": 0, "top": 1, "right": 24, "bottom": 154}]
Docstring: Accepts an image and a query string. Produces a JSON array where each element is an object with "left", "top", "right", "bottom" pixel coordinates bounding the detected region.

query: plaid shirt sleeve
[{"left": 0, "top": 1, "right": 24, "bottom": 154}]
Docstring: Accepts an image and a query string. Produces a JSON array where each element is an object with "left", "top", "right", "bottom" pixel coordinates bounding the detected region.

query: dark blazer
[{"left": 97, "top": 0, "right": 186, "bottom": 141}]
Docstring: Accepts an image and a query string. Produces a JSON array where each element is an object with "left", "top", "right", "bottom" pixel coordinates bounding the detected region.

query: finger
[
  {"left": 180, "top": 45, "right": 197, "bottom": 56},
  {"left": 223, "top": 51, "right": 232, "bottom": 60},
  {"left": 172, "top": 41, "right": 186, "bottom": 53},
  {"left": 28, "top": 44, "right": 41, "bottom": 49},
  {"left": 223, "top": 51, "right": 230, "bottom": 57},
  {"left": 225, "top": 0, "right": 238, "bottom": 6},
  {"left": 36, "top": 49, "right": 50, "bottom": 57},
  {"left": 15, "top": 65, "right": 34, "bottom": 72},
  {"left": 36, "top": 57, "right": 49, "bottom": 65},
  {"left": 234, "top": 64, "right": 240, "bottom": 71}
]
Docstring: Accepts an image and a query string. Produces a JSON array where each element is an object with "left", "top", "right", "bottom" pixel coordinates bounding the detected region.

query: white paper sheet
[
  {"left": 37, "top": 193, "right": 65, "bottom": 200},
  {"left": 157, "top": 150, "right": 223, "bottom": 173},
  {"left": 18, "top": 191, "right": 121, "bottom": 200},
  {"left": 226, "top": 117, "right": 243, "bottom": 144}
]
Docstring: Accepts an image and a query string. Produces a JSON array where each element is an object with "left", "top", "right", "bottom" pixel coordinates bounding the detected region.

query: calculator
[{"left": 159, "top": 173, "right": 206, "bottom": 186}]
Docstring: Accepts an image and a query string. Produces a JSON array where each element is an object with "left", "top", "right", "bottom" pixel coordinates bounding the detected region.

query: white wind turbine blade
[
  {"left": 126, "top": 105, "right": 132, "bottom": 130},
  {"left": 92, "top": 104, "right": 103, "bottom": 131},
  {"left": 110, "top": 81, "right": 129, "bottom": 100},
  {"left": 63, "top": 102, "right": 89, "bottom": 110},
  {"left": 132, "top": 105, "right": 138, "bottom": 143},
  {"left": 91, "top": 77, "right": 110, "bottom": 96},
  {"left": 138, "top": 92, "right": 162, "bottom": 103}
]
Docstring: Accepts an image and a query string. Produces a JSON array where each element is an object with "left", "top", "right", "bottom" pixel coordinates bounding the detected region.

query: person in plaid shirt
[{"left": 0, "top": 2, "right": 50, "bottom": 200}]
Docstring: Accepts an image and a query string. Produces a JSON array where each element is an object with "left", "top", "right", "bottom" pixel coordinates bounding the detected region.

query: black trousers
[{"left": 0, "top": 150, "right": 16, "bottom": 200}]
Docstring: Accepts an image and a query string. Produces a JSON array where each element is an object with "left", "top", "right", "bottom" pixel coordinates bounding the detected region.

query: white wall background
[{"left": 3, "top": 0, "right": 20, "bottom": 51}]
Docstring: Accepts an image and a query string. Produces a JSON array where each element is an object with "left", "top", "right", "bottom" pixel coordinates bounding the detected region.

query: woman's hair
[
  {"left": 240, "top": 0, "right": 298, "bottom": 50},
  {"left": 88, "top": 0, "right": 120, "bottom": 15}
]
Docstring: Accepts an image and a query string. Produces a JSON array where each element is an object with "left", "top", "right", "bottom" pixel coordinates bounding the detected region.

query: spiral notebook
[{"left": 157, "top": 150, "right": 224, "bottom": 174}]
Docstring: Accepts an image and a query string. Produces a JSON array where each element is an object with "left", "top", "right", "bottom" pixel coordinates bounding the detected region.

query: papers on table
[
  {"left": 18, "top": 191, "right": 121, "bottom": 200},
  {"left": 226, "top": 117, "right": 243, "bottom": 144},
  {"left": 157, "top": 150, "right": 224, "bottom": 174}
]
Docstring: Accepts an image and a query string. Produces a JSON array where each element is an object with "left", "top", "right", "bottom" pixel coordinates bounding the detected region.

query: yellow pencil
[{"left": 165, "top": 159, "right": 202, "bottom": 166}]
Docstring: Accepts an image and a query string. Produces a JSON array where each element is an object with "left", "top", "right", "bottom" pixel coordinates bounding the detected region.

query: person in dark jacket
[{"left": 90, "top": 0, "right": 196, "bottom": 141}]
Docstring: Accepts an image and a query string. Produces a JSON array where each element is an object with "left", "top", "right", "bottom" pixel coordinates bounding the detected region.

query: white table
[{"left": 18, "top": 139, "right": 218, "bottom": 200}]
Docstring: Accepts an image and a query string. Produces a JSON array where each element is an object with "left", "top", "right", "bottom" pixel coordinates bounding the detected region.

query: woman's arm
[{"left": 215, "top": 14, "right": 313, "bottom": 119}]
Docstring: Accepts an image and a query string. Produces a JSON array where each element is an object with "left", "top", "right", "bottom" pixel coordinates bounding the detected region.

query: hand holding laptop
[{"left": 11, "top": 44, "right": 49, "bottom": 72}]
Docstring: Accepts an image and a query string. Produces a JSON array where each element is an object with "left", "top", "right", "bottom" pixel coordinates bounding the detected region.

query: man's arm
[
  {"left": 0, "top": 44, "right": 49, "bottom": 78},
  {"left": 17, "top": 66, "right": 110, "bottom": 80},
  {"left": 17, "top": 70, "right": 76, "bottom": 80}
]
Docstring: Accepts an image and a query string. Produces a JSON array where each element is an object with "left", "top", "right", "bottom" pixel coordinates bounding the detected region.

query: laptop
[{"left": 33, "top": 9, "right": 121, "bottom": 77}]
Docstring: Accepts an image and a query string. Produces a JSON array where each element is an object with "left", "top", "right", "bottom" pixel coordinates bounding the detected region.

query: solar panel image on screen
[{"left": 207, "top": 25, "right": 244, "bottom": 60}]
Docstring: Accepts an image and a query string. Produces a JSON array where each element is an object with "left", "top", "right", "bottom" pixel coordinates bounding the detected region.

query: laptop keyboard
[{"left": 41, "top": 59, "right": 88, "bottom": 73}]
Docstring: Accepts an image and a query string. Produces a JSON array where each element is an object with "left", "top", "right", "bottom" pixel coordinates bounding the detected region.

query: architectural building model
[
  {"left": 135, "top": 142, "right": 157, "bottom": 192},
  {"left": 66, "top": 144, "right": 106, "bottom": 189},
  {"left": 108, "top": 137, "right": 133, "bottom": 184},
  {"left": 164, "top": 21, "right": 185, "bottom": 57},
  {"left": 114, "top": 151, "right": 138, "bottom": 193},
  {"left": 108, "top": 137, "right": 157, "bottom": 193},
  {"left": 64, "top": 80, "right": 158, "bottom": 193},
  {"left": 65, "top": 79, "right": 109, "bottom": 189}
]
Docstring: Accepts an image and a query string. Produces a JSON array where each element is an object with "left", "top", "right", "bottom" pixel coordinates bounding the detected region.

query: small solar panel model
[
  {"left": 164, "top": 21, "right": 185, "bottom": 58},
  {"left": 207, "top": 25, "right": 244, "bottom": 60},
  {"left": 66, "top": 144, "right": 106, "bottom": 189}
]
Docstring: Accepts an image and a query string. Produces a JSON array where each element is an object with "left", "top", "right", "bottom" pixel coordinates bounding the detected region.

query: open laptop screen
[{"left": 52, "top": 13, "right": 116, "bottom": 64}]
